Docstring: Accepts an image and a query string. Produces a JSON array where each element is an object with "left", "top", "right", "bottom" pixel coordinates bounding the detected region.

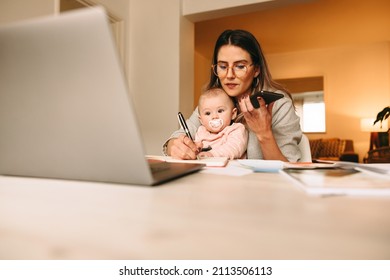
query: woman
[{"left": 164, "top": 29, "right": 302, "bottom": 162}]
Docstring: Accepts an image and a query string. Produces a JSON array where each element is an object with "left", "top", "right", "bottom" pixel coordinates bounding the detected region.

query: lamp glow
[{"left": 360, "top": 118, "right": 388, "bottom": 132}]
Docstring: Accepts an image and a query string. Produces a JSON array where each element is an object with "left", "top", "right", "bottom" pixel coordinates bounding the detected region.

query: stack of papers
[
  {"left": 238, "top": 159, "right": 340, "bottom": 172},
  {"left": 281, "top": 167, "right": 390, "bottom": 197},
  {"left": 238, "top": 159, "right": 390, "bottom": 197}
]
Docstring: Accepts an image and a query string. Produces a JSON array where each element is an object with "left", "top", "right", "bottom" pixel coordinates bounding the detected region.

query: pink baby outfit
[{"left": 195, "top": 123, "right": 248, "bottom": 159}]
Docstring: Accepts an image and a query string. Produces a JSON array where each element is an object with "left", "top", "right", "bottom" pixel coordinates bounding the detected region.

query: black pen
[
  {"left": 177, "top": 112, "right": 194, "bottom": 141},
  {"left": 177, "top": 112, "right": 212, "bottom": 153}
]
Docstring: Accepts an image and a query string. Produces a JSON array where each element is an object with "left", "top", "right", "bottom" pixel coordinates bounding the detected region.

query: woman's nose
[{"left": 226, "top": 66, "right": 235, "bottom": 78}]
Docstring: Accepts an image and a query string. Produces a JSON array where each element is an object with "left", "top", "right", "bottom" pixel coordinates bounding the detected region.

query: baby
[{"left": 195, "top": 87, "right": 248, "bottom": 159}]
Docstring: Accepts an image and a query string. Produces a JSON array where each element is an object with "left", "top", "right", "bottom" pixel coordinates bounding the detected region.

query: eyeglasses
[{"left": 212, "top": 63, "right": 253, "bottom": 78}]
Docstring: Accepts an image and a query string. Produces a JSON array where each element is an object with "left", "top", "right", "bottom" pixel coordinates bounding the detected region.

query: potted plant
[
  {"left": 373, "top": 106, "right": 390, "bottom": 131},
  {"left": 367, "top": 106, "right": 390, "bottom": 162}
]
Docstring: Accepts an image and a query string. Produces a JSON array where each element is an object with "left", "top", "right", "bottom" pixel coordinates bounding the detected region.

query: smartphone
[{"left": 250, "top": 91, "right": 284, "bottom": 108}]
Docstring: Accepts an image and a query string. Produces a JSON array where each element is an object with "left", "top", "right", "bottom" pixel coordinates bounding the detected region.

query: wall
[
  {"left": 267, "top": 43, "right": 390, "bottom": 160},
  {"left": 127, "top": 0, "right": 193, "bottom": 154},
  {"left": 0, "top": 0, "right": 55, "bottom": 23},
  {"left": 194, "top": 0, "right": 390, "bottom": 162}
]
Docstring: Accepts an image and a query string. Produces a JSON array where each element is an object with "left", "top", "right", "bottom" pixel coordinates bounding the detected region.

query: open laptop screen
[{"left": 0, "top": 7, "right": 203, "bottom": 185}]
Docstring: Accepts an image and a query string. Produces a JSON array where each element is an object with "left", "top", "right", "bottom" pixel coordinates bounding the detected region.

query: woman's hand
[
  {"left": 237, "top": 94, "right": 274, "bottom": 141},
  {"left": 237, "top": 94, "right": 287, "bottom": 161},
  {"left": 166, "top": 134, "right": 202, "bottom": 159}
]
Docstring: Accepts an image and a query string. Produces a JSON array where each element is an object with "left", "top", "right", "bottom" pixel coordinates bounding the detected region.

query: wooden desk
[{"left": 1, "top": 164, "right": 390, "bottom": 260}]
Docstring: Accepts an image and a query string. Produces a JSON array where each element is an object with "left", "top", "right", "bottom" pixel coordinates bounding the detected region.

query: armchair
[
  {"left": 309, "top": 138, "right": 359, "bottom": 163},
  {"left": 365, "top": 146, "right": 390, "bottom": 163}
]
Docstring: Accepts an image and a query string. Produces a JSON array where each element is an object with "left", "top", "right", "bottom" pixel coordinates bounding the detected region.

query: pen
[
  {"left": 178, "top": 112, "right": 200, "bottom": 159},
  {"left": 177, "top": 112, "right": 212, "bottom": 153},
  {"left": 177, "top": 112, "right": 194, "bottom": 141}
]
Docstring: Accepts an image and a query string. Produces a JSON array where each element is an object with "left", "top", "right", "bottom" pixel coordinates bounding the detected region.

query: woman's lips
[{"left": 225, "top": 83, "right": 238, "bottom": 89}]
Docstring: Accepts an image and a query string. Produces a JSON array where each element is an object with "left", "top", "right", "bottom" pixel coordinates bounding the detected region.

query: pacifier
[{"left": 209, "top": 119, "right": 223, "bottom": 129}]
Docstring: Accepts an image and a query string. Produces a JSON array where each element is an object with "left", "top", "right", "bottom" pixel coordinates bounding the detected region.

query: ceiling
[
  {"left": 183, "top": 0, "right": 314, "bottom": 22},
  {"left": 194, "top": 0, "right": 390, "bottom": 56}
]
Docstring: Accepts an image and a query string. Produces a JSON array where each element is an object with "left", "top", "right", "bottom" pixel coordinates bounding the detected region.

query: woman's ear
[
  {"left": 231, "top": 107, "right": 237, "bottom": 120},
  {"left": 254, "top": 65, "right": 260, "bottom": 78}
]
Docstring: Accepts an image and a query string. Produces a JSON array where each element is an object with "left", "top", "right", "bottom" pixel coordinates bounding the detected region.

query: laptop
[{"left": 0, "top": 7, "right": 204, "bottom": 186}]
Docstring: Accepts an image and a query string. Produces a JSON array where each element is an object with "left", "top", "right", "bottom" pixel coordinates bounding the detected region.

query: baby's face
[{"left": 198, "top": 95, "right": 236, "bottom": 133}]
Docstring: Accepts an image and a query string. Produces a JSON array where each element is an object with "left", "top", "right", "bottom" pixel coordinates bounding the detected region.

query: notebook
[
  {"left": 0, "top": 7, "right": 204, "bottom": 186},
  {"left": 147, "top": 155, "right": 229, "bottom": 167}
]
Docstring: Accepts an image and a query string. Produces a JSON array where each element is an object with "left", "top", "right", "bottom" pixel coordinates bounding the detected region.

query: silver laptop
[{"left": 0, "top": 7, "right": 204, "bottom": 186}]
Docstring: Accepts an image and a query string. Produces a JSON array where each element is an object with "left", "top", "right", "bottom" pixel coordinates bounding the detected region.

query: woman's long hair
[{"left": 206, "top": 29, "right": 291, "bottom": 99}]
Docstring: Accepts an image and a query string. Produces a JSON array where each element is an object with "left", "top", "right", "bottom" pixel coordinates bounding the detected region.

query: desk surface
[{"left": 1, "top": 162, "right": 390, "bottom": 260}]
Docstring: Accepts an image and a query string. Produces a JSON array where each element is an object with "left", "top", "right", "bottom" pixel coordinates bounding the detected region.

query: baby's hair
[{"left": 198, "top": 87, "right": 235, "bottom": 111}]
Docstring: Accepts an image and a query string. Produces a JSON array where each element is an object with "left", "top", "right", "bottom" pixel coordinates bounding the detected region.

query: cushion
[
  {"left": 309, "top": 139, "right": 322, "bottom": 158},
  {"left": 318, "top": 139, "right": 346, "bottom": 158}
]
